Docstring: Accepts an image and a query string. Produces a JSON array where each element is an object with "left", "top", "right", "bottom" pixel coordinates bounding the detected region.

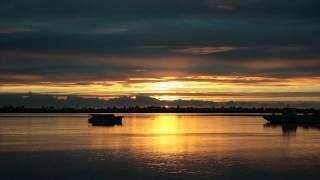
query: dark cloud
[
  {"left": 1, "top": 0, "right": 319, "bottom": 18},
  {"left": 0, "top": 0, "right": 319, "bottom": 96},
  {"left": 0, "top": 27, "right": 33, "bottom": 34},
  {"left": 1, "top": 49, "right": 319, "bottom": 84}
]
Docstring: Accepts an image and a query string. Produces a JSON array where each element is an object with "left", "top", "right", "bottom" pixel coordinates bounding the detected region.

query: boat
[
  {"left": 88, "top": 114, "right": 123, "bottom": 126},
  {"left": 263, "top": 109, "right": 320, "bottom": 124}
]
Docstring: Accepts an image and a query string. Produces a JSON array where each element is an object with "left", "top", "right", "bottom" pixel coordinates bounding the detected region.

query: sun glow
[
  {"left": 133, "top": 81, "right": 188, "bottom": 92},
  {"left": 1, "top": 76, "right": 320, "bottom": 101}
]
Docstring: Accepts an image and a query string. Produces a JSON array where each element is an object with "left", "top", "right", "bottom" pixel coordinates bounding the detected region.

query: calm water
[{"left": 1, "top": 113, "right": 320, "bottom": 179}]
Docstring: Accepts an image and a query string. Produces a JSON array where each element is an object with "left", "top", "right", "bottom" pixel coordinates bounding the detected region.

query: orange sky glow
[{"left": 1, "top": 75, "right": 320, "bottom": 101}]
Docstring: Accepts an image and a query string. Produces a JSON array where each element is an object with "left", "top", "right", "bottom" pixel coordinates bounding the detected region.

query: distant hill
[{"left": 0, "top": 93, "right": 319, "bottom": 109}]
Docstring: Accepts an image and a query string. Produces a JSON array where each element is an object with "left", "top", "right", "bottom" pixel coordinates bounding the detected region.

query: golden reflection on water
[
  {"left": 87, "top": 114, "right": 320, "bottom": 159},
  {"left": 2, "top": 114, "right": 320, "bottom": 179},
  {"left": 89, "top": 115, "right": 281, "bottom": 155},
  {"left": 1, "top": 114, "right": 320, "bottom": 156},
  {"left": 143, "top": 115, "right": 190, "bottom": 154},
  {"left": 150, "top": 115, "right": 181, "bottom": 135},
  {"left": 148, "top": 115, "right": 181, "bottom": 153},
  {"left": 89, "top": 115, "right": 198, "bottom": 154}
]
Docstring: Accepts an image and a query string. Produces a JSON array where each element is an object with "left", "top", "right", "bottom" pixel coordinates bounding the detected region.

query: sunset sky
[{"left": 1, "top": 0, "right": 320, "bottom": 101}]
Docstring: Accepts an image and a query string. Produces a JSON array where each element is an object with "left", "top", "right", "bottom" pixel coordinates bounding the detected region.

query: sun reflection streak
[{"left": 150, "top": 115, "right": 181, "bottom": 135}]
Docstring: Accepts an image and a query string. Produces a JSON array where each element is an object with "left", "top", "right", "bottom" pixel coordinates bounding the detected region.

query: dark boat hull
[
  {"left": 88, "top": 114, "right": 123, "bottom": 126},
  {"left": 89, "top": 120, "right": 122, "bottom": 126},
  {"left": 263, "top": 115, "right": 320, "bottom": 124}
]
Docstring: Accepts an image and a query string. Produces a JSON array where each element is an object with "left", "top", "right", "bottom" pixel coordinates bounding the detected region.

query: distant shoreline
[
  {"left": 0, "top": 113, "right": 270, "bottom": 118},
  {"left": 0, "top": 107, "right": 318, "bottom": 114}
]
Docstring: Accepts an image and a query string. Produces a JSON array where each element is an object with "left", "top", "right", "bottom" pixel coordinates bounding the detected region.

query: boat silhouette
[
  {"left": 88, "top": 114, "right": 123, "bottom": 126},
  {"left": 263, "top": 109, "right": 320, "bottom": 124}
]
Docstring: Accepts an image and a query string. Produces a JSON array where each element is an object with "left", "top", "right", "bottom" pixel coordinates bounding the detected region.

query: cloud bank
[{"left": 0, "top": 0, "right": 319, "bottom": 101}]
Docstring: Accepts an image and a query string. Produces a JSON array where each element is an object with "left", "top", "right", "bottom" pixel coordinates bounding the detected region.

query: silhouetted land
[
  {"left": 0, "top": 106, "right": 318, "bottom": 114},
  {"left": 1, "top": 94, "right": 320, "bottom": 109}
]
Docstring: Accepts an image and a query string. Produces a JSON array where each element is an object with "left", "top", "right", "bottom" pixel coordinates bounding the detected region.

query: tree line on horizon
[
  {"left": 0, "top": 105, "right": 318, "bottom": 114},
  {"left": 0, "top": 93, "right": 319, "bottom": 109}
]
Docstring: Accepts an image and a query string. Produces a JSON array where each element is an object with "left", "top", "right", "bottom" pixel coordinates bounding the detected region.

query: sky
[{"left": 1, "top": 0, "right": 320, "bottom": 102}]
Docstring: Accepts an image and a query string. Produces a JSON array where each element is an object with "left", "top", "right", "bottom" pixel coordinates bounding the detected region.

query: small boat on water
[
  {"left": 88, "top": 114, "right": 123, "bottom": 126},
  {"left": 263, "top": 109, "right": 320, "bottom": 124}
]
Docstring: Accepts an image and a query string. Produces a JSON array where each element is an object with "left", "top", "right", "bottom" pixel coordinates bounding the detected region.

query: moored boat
[
  {"left": 263, "top": 109, "right": 320, "bottom": 124},
  {"left": 88, "top": 114, "right": 123, "bottom": 126}
]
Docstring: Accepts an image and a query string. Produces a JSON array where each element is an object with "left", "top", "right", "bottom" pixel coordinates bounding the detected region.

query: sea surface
[{"left": 1, "top": 113, "right": 320, "bottom": 180}]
